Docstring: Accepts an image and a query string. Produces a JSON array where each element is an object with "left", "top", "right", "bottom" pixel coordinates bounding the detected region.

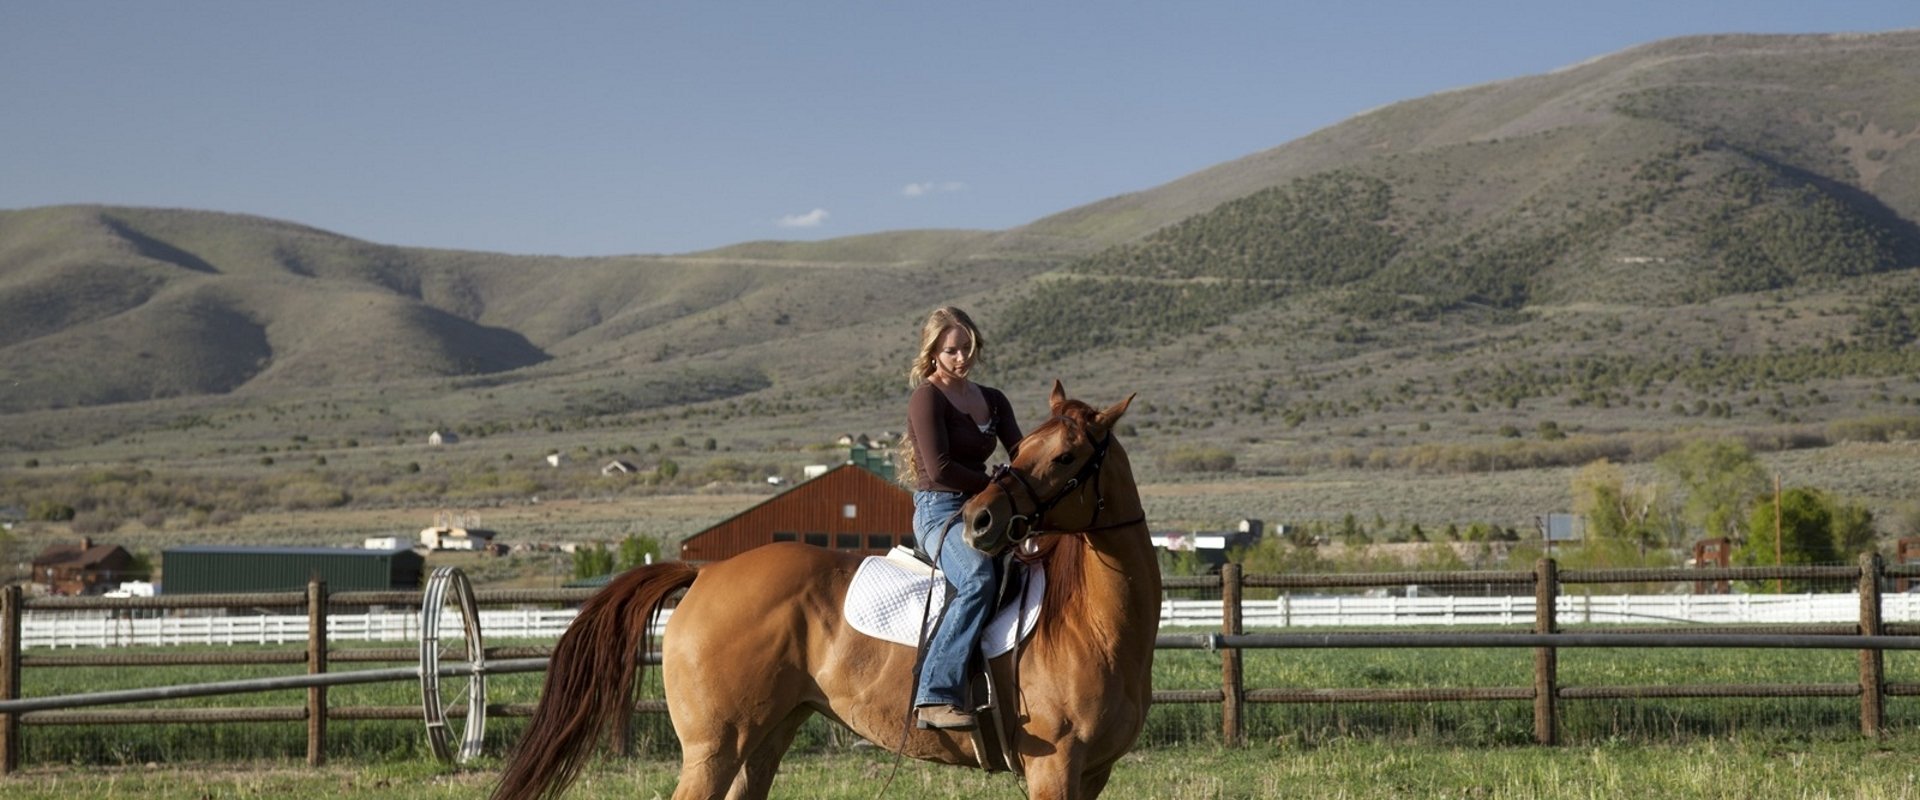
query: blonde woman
[{"left": 898, "top": 306, "right": 1023, "bottom": 730}]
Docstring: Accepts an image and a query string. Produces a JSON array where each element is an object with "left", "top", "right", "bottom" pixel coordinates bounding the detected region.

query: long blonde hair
[{"left": 896, "top": 306, "right": 983, "bottom": 488}]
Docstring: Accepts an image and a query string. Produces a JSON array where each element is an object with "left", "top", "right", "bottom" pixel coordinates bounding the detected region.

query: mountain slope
[
  {"left": 2, "top": 30, "right": 1918, "bottom": 429},
  {"left": 1016, "top": 31, "right": 1920, "bottom": 250},
  {"left": 987, "top": 32, "right": 1920, "bottom": 363}
]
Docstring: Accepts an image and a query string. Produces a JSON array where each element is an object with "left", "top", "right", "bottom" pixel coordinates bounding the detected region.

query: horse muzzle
[{"left": 962, "top": 495, "right": 1017, "bottom": 556}]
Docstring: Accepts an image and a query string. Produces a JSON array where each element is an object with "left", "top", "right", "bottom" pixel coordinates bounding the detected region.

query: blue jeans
[{"left": 912, "top": 490, "right": 1002, "bottom": 708}]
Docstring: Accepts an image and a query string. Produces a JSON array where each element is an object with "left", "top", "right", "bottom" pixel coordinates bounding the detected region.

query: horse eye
[{"left": 1052, "top": 452, "right": 1075, "bottom": 466}]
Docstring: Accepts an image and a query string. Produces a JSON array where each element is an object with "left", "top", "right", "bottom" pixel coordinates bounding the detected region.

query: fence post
[
  {"left": 1533, "top": 558, "right": 1558, "bottom": 746},
  {"left": 1220, "top": 563, "right": 1244, "bottom": 747},
  {"left": 1859, "top": 552, "right": 1885, "bottom": 738},
  {"left": 307, "top": 579, "right": 328, "bottom": 767},
  {"left": 1, "top": 585, "right": 20, "bottom": 775}
]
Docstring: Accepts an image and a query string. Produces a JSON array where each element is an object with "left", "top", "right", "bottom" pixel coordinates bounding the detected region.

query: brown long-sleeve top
[{"left": 907, "top": 382, "right": 1023, "bottom": 494}]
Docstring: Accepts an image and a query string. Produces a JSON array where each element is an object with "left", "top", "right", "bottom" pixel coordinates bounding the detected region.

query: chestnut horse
[{"left": 491, "top": 382, "right": 1157, "bottom": 800}]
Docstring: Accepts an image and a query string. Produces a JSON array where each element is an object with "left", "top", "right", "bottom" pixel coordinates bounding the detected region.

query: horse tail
[{"left": 491, "top": 561, "right": 700, "bottom": 800}]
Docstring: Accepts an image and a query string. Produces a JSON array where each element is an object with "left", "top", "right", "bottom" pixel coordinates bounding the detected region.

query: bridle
[{"left": 984, "top": 418, "right": 1142, "bottom": 543}]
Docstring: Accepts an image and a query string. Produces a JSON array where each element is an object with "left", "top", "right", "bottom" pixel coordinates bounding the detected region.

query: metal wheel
[{"left": 420, "top": 566, "right": 486, "bottom": 764}]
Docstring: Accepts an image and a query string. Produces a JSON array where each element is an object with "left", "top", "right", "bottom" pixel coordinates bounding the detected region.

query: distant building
[
  {"left": 418, "top": 510, "right": 495, "bottom": 551},
  {"left": 160, "top": 545, "right": 423, "bottom": 594},
  {"left": 30, "top": 537, "right": 137, "bottom": 595},
  {"left": 428, "top": 431, "right": 459, "bottom": 445},
  {"left": 679, "top": 463, "right": 913, "bottom": 562},
  {"left": 546, "top": 453, "right": 566, "bottom": 468},
  {"left": 106, "top": 581, "right": 156, "bottom": 598},
  {"left": 847, "top": 445, "right": 896, "bottom": 483},
  {"left": 1151, "top": 520, "right": 1263, "bottom": 573},
  {"left": 602, "top": 459, "right": 639, "bottom": 475},
  {"left": 420, "top": 525, "right": 497, "bottom": 551}
]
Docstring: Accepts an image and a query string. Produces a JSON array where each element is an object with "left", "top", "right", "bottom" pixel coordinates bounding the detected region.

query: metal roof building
[{"left": 160, "top": 545, "right": 425, "bottom": 594}]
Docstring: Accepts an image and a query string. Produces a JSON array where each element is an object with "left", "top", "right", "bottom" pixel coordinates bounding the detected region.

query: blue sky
[{"left": 3, "top": 3, "right": 1915, "bottom": 257}]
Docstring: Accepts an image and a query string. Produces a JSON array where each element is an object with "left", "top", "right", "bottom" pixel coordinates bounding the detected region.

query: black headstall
[{"left": 985, "top": 420, "right": 1120, "bottom": 543}]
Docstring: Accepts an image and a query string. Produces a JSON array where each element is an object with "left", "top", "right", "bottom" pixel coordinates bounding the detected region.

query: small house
[
  {"left": 429, "top": 431, "right": 459, "bottom": 445},
  {"left": 602, "top": 459, "right": 639, "bottom": 475},
  {"left": 420, "top": 525, "right": 497, "bottom": 551},
  {"left": 30, "top": 537, "right": 138, "bottom": 595}
]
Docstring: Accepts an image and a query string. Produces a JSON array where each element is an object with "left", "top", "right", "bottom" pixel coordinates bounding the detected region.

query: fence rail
[
  {"left": 2, "top": 555, "right": 1917, "bottom": 773},
  {"left": 26, "top": 592, "right": 1920, "bottom": 649}
]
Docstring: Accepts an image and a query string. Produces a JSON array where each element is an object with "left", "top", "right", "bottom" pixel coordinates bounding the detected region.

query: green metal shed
[{"left": 160, "top": 545, "right": 425, "bottom": 594}]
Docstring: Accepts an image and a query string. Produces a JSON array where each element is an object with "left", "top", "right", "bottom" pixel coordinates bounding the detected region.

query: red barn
[{"left": 679, "top": 464, "right": 915, "bottom": 562}]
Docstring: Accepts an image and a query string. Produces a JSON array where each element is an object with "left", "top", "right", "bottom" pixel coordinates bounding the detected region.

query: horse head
[{"left": 964, "top": 380, "right": 1136, "bottom": 556}]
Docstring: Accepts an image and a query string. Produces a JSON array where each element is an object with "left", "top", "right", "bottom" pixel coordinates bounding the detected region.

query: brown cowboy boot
[{"left": 915, "top": 704, "right": 976, "bottom": 730}]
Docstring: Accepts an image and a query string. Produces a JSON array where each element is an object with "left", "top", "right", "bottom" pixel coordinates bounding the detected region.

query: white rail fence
[
  {"left": 1162, "top": 592, "right": 1920, "bottom": 628},
  {"left": 23, "top": 592, "right": 1920, "bottom": 649}
]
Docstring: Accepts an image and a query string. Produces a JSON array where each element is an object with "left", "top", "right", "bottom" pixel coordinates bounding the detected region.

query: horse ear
[
  {"left": 1049, "top": 379, "right": 1067, "bottom": 412},
  {"left": 1093, "top": 392, "right": 1136, "bottom": 436}
]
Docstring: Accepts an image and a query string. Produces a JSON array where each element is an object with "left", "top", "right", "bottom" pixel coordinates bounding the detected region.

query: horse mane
[
  {"left": 1013, "top": 397, "right": 1102, "bottom": 643},
  {"left": 1018, "top": 531, "right": 1087, "bottom": 642}
]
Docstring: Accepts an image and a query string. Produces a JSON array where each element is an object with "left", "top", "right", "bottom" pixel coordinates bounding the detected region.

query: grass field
[
  {"left": 12, "top": 636, "right": 1920, "bottom": 765},
  {"left": 10, "top": 736, "right": 1920, "bottom": 799}
]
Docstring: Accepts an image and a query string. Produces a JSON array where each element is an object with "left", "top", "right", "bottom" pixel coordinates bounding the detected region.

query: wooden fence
[
  {"left": 3, "top": 555, "right": 1919, "bottom": 773},
  {"left": 1167, "top": 554, "right": 1920, "bottom": 747}
]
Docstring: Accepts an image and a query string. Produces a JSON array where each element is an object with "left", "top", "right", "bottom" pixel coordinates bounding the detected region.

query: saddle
[
  {"left": 843, "top": 547, "right": 1043, "bottom": 657},
  {"left": 843, "top": 547, "right": 1042, "bottom": 773}
]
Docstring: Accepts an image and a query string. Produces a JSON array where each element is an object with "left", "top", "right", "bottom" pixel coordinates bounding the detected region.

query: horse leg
[
  {"left": 671, "top": 695, "right": 814, "bottom": 800},
  {"left": 1078, "top": 760, "right": 1115, "bottom": 799},
  {"left": 671, "top": 738, "right": 747, "bottom": 800},
  {"left": 723, "top": 707, "right": 813, "bottom": 800},
  {"left": 1021, "top": 750, "right": 1088, "bottom": 800}
]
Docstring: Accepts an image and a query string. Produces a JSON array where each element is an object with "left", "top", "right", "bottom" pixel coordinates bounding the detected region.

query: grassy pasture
[
  {"left": 13, "top": 634, "right": 1920, "bottom": 767},
  {"left": 10, "top": 736, "right": 1920, "bottom": 799}
]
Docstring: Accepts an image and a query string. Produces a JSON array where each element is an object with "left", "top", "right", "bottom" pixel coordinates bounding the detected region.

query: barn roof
[
  {"left": 681, "top": 462, "right": 905, "bottom": 542},
  {"left": 33, "top": 541, "right": 131, "bottom": 568},
  {"left": 675, "top": 460, "right": 918, "bottom": 562}
]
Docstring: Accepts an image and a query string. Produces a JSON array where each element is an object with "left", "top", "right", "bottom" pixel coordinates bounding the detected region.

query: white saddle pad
[{"left": 844, "top": 548, "right": 1045, "bottom": 658}]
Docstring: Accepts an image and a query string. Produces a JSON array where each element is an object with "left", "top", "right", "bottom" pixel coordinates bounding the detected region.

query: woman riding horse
[{"left": 492, "top": 381, "right": 1157, "bottom": 800}]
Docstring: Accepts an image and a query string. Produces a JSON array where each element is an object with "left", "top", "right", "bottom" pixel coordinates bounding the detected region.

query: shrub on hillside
[
  {"left": 1829, "top": 416, "right": 1920, "bottom": 443},
  {"left": 1159, "top": 445, "right": 1237, "bottom": 474},
  {"left": 274, "top": 478, "right": 351, "bottom": 510},
  {"left": 28, "top": 500, "right": 76, "bottom": 522},
  {"left": 69, "top": 513, "right": 122, "bottom": 535}
]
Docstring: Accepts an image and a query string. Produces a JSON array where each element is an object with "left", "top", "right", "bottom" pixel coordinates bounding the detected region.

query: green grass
[
  {"left": 13, "top": 636, "right": 1920, "bottom": 766},
  {"left": 11, "top": 736, "right": 1920, "bottom": 799}
]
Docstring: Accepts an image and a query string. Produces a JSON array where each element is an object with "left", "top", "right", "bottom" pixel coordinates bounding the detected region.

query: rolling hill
[{"left": 2, "top": 30, "right": 1918, "bottom": 482}]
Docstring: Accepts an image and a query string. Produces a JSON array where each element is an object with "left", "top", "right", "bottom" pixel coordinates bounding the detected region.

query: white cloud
[
  {"left": 775, "top": 208, "right": 829, "bottom": 228},
  {"left": 902, "top": 181, "right": 967, "bottom": 198}
]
